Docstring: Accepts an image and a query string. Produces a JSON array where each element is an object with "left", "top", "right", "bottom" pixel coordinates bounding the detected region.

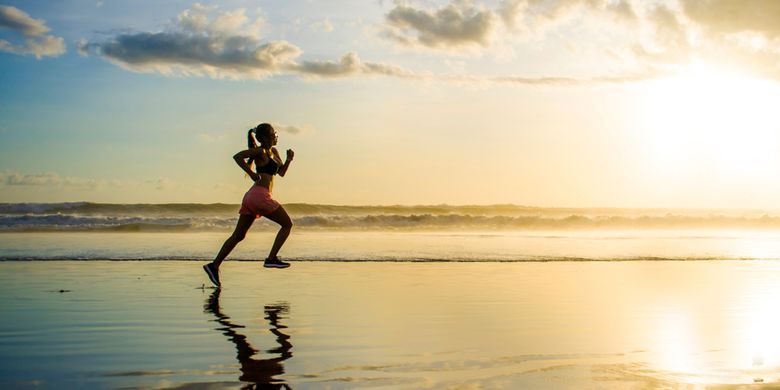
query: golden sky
[{"left": 1, "top": 0, "right": 780, "bottom": 207}]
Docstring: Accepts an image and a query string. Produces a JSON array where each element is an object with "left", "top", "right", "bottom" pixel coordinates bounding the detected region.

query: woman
[{"left": 204, "top": 123, "right": 294, "bottom": 287}]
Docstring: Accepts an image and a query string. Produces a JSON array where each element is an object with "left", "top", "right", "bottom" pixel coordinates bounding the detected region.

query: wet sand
[{"left": 2, "top": 260, "right": 780, "bottom": 389}]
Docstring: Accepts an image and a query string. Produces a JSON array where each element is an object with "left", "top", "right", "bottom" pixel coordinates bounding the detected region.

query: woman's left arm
[{"left": 274, "top": 147, "right": 294, "bottom": 177}]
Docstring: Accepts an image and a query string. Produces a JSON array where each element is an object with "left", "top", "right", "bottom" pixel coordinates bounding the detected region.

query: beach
[{"left": 2, "top": 260, "right": 780, "bottom": 389}]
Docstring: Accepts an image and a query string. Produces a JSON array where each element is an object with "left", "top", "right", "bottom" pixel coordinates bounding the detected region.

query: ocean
[
  {"left": 3, "top": 202, "right": 780, "bottom": 262},
  {"left": 4, "top": 203, "right": 780, "bottom": 388}
]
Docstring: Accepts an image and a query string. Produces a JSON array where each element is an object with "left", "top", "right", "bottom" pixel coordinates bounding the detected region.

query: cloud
[
  {"left": 2, "top": 171, "right": 60, "bottom": 186},
  {"left": 409, "top": 0, "right": 780, "bottom": 82},
  {"left": 292, "top": 51, "right": 418, "bottom": 79},
  {"left": 0, "top": 171, "right": 122, "bottom": 189},
  {"left": 629, "top": 3, "right": 692, "bottom": 64},
  {"left": 81, "top": 31, "right": 303, "bottom": 79},
  {"left": 80, "top": 4, "right": 411, "bottom": 81},
  {"left": 78, "top": 3, "right": 299, "bottom": 79},
  {"left": 75, "top": 1, "right": 780, "bottom": 86},
  {"left": 310, "top": 18, "right": 334, "bottom": 33},
  {"left": 295, "top": 52, "right": 362, "bottom": 77},
  {"left": 0, "top": 5, "right": 49, "bottom": 36},
  {"left": 0, "top": 5, "right": 65, "bottom": 58},
  {"left": 274, "top": 123, "right": 313, "bottom": 135},
  {"left": 484, "top": 68, "right": 669, "bottom": 85},
  {"left": 680, "top": 0, "right": 780, "bottom": 39},
  {"left": 384, "top": 1, "right": 497, "bottom": 48},
  {"left": 196, "top": 133, "right": 226, "bottom": 143},
  {"left": 153, "top": 178, "right": 176, "bottom": 191}
]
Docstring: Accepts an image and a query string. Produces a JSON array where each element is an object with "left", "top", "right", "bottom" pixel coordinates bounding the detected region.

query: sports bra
[{"left": 257, "top": 154, "right": 280, "bottom": 175}]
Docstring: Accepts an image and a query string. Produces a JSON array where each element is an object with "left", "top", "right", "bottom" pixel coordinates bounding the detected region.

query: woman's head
[
  {"left": 246, "top": 123, "right": 276, "bottom": 170},
  {"left": 252, "top": 123, "right": 277, "bottom": 148}
]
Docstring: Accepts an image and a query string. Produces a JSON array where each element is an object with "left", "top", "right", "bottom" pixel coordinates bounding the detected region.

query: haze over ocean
[{"left": 2, "top": 202, "right": 780, "bottom": 262}]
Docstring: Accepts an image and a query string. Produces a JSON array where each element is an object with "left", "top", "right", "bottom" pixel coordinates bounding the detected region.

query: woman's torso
[{"left": 255, "top": 148, "right": 282, "bottom": 189}]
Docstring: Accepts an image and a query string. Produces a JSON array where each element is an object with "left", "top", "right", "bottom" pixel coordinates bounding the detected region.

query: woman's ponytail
[
  {"left": 247, "top": 127, "right": 258, "bottom": 170},
  {"left": 245, "top": 123, "right": 271, "bottom": 175}
]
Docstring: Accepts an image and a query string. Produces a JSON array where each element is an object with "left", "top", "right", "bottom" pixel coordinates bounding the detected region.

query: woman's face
[{"left": 260, "top": 128, "right": 278, "bottom": 146}]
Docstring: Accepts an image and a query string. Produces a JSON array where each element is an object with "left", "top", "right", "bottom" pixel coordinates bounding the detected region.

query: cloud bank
[
  {"left": 0, "top": 5, "right": 66, "bottom": 58},
  {"left": 0, "top": 171, "right": 122, "bottom": 190},
  {"left": 0, "top": 170, "right": 183, "bottom": 192},
  {"left": 78, "top": 1, "right": 780, "bottom": 85},
  {"left": 381, "top": 0, "right": 780, "bottom": 82},
  {"left": 80, "top": 3, "right": 416, "bottom": 81}
]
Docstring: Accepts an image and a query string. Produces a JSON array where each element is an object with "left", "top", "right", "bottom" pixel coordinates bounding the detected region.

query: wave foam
[{"left": 3, "top": 202, "right": 780, "bottom": 231}]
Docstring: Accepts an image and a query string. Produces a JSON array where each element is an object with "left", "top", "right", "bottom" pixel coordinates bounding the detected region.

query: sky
[{"left": 1, "top": 0, "right": 780, "bottom": 208}]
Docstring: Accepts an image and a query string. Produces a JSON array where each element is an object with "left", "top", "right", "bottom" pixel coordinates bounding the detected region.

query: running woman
[{"left": 204, "top": 123, "right": 294, "bottom": 287}]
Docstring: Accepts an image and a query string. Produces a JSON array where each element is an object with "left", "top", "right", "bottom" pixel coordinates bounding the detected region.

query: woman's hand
[
  {"left": 286, "top": 149, "right": 295, "bottom": 161},
  {"left": 250, "top": 173, "right": 260, "bottom": 182}
]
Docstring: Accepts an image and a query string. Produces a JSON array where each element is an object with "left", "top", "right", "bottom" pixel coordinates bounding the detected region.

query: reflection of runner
[
  {"left": 204, "top": 289, "right": 293, "bottom": 389},
  {"left": 204, "top": 123, "right": 295, "bottom": 287}
]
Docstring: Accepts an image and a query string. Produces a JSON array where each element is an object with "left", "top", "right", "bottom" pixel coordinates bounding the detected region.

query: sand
[{"left": 2, "top": 260, "right": 780, "bottom": 389}]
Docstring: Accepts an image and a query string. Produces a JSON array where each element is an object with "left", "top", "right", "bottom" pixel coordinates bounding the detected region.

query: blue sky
[{"left": 2, "top": 0, "right": 780, "bottom": 207}]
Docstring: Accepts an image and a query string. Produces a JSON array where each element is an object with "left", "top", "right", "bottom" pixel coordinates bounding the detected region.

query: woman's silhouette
[
  {"left": 204, "top": 123, "right": 294, "bottom": 286},
  {"left": 204, "top": 289, "right": 293, "bottom": 389}
]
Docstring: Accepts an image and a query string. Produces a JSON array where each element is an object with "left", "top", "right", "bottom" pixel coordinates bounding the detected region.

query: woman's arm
[
  {"left": 273, "top": 148, "right": 294, "bottom": 177},
  {"left": 233, "top": 148, "right": 264, "bottom": 181}
]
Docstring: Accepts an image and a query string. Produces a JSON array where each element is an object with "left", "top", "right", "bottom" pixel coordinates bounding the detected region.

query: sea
[{"left": 3, "top": 202, "right": 780, "bottom": 262}]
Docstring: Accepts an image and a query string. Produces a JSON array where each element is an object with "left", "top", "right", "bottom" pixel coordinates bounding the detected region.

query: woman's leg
[
  {"left": 213, "top": 214, "right": 256, "bottom": 268},
  {"left": 263, "top": 205, "right": 293, "bottom": 260}
]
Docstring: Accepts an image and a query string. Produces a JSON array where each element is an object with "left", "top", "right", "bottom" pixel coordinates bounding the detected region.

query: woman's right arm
[{"left": 233, "top": 148, "right": 263, "bottom": 181}]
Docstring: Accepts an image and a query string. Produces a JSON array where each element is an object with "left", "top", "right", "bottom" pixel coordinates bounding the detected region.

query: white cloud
[
  {"left": 310, "top": 18, "right": 334, "bottom": 33},
  {"left": 0, "top": 5, "right": 66, "bottom": 58}
]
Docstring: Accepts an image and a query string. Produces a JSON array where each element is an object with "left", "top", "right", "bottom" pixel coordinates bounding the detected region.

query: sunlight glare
[
  {"left": 739, "top": 283, "right": 780, "bottom": 372},
  {"left": 636, "top": 62, "right": 780, "bottom": 180}
]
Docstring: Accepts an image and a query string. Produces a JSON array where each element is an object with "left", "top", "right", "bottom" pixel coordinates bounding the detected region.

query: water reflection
[{"left": 204, "top": 289, "right": 293, "bottom": 389}]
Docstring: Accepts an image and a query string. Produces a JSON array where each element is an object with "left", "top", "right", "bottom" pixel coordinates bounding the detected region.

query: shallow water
[
  {"left": 4, "top": 230, "right": 780, "bottom": 261},
  {"left": 2, "top": 261, "right": 780, "bottom": 388}
]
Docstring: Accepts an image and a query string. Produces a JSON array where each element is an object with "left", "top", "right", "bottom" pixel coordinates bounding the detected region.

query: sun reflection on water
[
  {"left": 647, "top": 264, "right": 780, "bottom": 385},
  {"left": 653, "top": 307, "right": 704, "bottom": 382},
  {"left": 739, "top": 281, "right": 780, "bottom": 382}
]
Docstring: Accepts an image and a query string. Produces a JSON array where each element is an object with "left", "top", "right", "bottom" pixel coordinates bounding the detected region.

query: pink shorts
[{"left": 239, "top": 185, "right": 280, "bottom": 218}]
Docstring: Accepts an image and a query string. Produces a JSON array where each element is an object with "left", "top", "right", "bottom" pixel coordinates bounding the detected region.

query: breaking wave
[{"left": 3, "top": 202, "right": 780, "bottom": 232}]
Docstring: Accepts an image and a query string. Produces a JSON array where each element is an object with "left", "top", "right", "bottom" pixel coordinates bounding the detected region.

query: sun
[{"left": 635, "top": 61, "right": 780, "bottom": 180}]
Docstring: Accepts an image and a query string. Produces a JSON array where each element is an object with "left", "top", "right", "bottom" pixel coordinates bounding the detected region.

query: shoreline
[{"left": 0, "top": 257, "right": 777, "bottom": 262}]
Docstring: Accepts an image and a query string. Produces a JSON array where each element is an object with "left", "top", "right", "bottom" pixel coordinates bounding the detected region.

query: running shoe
[
  {"left": 203, "top": 263, "right": 221, "bottom": 287},
  {"left": 263, "top": 257, "right": 291, "bottom": 269}
]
